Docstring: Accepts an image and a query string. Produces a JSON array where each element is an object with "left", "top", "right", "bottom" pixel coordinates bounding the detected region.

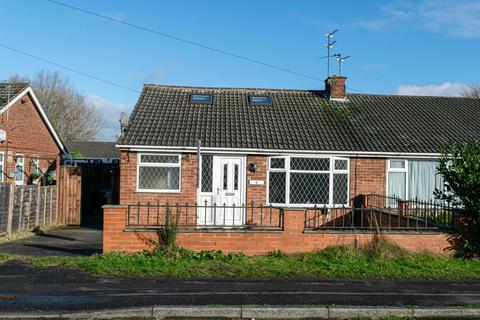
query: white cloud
[
  {"left": 395, "top": 82, "right": 468, "bottom": 96},
  {"left": 87, "top": 95, "right": 131, "bottom": 141},
  {"left": 356, "top": 0, "right": 480, "bottom": 38},
  {"left": 143, "top": 68, "right": 167, "bottom": 83}
]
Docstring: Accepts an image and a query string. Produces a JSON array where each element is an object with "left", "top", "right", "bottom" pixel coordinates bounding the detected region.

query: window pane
[
  {"left": 139, "top": 166, "right": 179, "bottom": 190},
  {"left": 0, "top": 154, "right": 3, "bottom": 162},
  {"left": 270, "top": 158, "right": 285, "bottom": 169},
  {"left": 408, "top": 160, "right": 441, "bottom": 202},
  {"left": 333, "top": 174, "right": 348, "bottom": 204},
  {"left": 269, "top": 172, "right": 286, "bottom": 203},
  {"left": 334, "top": 159, "right": 348, "bottom": 170},
  {"left": 390, "top": 160, "right": 405, "bottom": 169},
  {"left": 0, "top": 164, "right": 3, "bottom": 182},
  {"left": 290, "top": 173, "right": 329, "bottom": 204},
  {"left": 223, "top": 164, "right": 228, "bottom": 190},
  {"left": 201, "top": 155, "right": 213, "bottom": 192},
  {"left": 140, "top": 155, "right": 178, "bottom": 164},
  {"left": 291, "top": 157, "right": 329, "bottom": 171},
  {"left": 388, "top": 172, "right": 406, "bottom": 200},
  {"left": 249, "top": 95, "right": 271, "bottom": 105},
  {"left": 234, "top": 164, "right": 239, "bottom": 190},
  {"left": 190, "top": 94, "right": 213, "bottom": 104}
]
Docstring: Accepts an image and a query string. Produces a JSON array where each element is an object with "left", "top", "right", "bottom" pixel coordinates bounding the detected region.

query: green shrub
[{"left": 436, "top": 139, "right": 480, "bottom": 256}]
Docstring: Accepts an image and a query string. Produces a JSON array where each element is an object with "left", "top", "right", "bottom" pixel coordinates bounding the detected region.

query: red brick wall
[
  {"left": 246, "top": 155, "right": 267, "bottom": 205},
  {"left": 119, "top": 153, "right": 387, "bottom": 207},
  {"left": 103, "top": 206, "right": 453, "bottom": 255},
  {"left": 349, "top": 158, "right": 386, "bottom": 201},
  {"left": 0, "top": 92, "right": 61, "bottom": 184},
  {"left": 119, "top": 151, "right": 198, "bottom": 205}
]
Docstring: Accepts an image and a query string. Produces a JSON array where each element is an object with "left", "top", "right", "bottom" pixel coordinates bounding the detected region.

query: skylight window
[
  {"left": 190, "top": 94, "right": 213, "bottom": 104},
  {"left": 249, "top": 95, "right": 272, "bottom": 105}
]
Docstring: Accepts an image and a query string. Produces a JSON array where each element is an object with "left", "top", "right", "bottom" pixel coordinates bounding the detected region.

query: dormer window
[
  {"left": 190, "top": 94, "right": 213, "bottom": 104},
  {"left": 249, "top": 95, "right": 271, "bottom": 105}
]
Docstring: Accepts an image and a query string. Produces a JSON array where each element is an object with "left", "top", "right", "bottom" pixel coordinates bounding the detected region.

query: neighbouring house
[
  {"left": 63, "top": 141, "right": 120, "bottom": 224},
  {"left": 0, "top": 83, "right": 66, "bottom": 236},
  {"left": 0, "top": 83, "right": 65, "bottom": 185},
  {"left": 104, "top": 76, "right": 480, "bottom": 254}
]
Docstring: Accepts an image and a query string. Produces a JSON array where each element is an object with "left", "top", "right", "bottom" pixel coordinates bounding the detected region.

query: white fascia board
[
  {"left": 115, "top": 144, "right": 441, "bottom": 159},
  {"left": 1, "top": 87, "right": 66, "bottom": 154},
  {"left": 0, "top": 87, "right": 30, "bottom": 114}
]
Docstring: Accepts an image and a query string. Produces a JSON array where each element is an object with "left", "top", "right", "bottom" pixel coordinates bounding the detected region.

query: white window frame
[
  {"left": 136, "top": 153, "right": 181, "bottom": 193},
  {"left": 15, "top": 154, "right": 25, "bottom": 185},
  {"left": 0, "top": 151, "right": 4, "bottom": 182},
  {"left": 386, "top": 159, "right": 409, "bottom": 200},
  {"left": 32, "top": 157, "right": 40, "bottom": 175},
  {"left": 267, "top": 155, "right": 350, "bottom": 207}
]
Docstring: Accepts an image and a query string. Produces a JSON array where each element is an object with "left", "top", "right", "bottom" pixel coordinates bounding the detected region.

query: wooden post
[
  {"left": 35, "top": 185, "right": 41, "bottom": 228},
  {"left": 6, "top": 183, "right": 14, "bottom": 235},
  {"left": 17, "top": 187, "right": 24, "bottom": 232}
]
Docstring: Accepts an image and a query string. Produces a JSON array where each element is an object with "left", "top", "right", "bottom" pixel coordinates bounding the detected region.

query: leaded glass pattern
[
  {"left": 201, "top": 155, "right": 213, "bottom": 192},
  {"left": 138, "top": 166, "right": 179, "bottom": 190},
  {"left": 290, "top": 172, "right": 329, "bottom": 204}
]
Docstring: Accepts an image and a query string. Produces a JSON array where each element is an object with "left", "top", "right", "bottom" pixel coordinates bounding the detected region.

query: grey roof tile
[
  {"left": 65, "top": 141, "right": 120, "bottom": 159},
  {"left": 118, "top": 84, "right": 480, "bottom": 154},
  {"left": 0, "top": 83, "right": 29, "bottom": 108}
]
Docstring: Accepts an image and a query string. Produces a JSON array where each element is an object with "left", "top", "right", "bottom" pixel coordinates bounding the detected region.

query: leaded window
[
  {"left": 201, "top": 155, "right": 213, "bottom": 192},
  {"left": 268, "top": 156, "right": 349, "bottom": 206},
  {"left": 137, "top": 154, "right": 180, "bottom": 191}
]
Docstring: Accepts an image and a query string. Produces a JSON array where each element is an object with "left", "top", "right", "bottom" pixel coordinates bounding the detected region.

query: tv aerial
[
  {"left": 336, "top": 54, "right": 351, "bottom": 75},
  {"left": 323, "top": 29, "right": 338, "bottom": 77}
]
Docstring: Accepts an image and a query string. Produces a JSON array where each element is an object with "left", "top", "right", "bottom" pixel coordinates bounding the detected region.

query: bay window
[
  {"left": 137, "top": 154, "right": 181, "bottom": 192},
  {"left": 268, "top": 156, "right": 349, "bottom": 206}
]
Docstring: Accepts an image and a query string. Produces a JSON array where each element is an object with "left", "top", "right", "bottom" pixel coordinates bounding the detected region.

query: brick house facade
[
  {"left": 106, "top": 76, "right": 480, "bottom": 254},
  {"left": 0, "top": 83, "right": 65, "bottom": 185}
]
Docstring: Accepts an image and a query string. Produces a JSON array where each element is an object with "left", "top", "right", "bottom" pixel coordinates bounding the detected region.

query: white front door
[{"left": 213, "top": 156, "right": 245, "bottom": 226}]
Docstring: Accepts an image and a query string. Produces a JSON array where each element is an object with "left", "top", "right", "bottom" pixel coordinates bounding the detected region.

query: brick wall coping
[
  {"left": 124, "top": 227, "right": 284, "bottom": 234},
  {"left": 102, "top": 205, "right": 128, "bottom": 209},
  {"left": 304, "top": 229, "right": 453, "bottom": 235}
]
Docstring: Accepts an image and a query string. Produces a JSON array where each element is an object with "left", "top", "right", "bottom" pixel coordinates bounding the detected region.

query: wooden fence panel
[
  {"left": 58, "top": 167, "right": 82, "bottom": 225},
  {"left": 0, "top": 183, "right": 11, "bottom": 236},
  {"left": 0, "top": 183, "right": 58, "bottom": 236}
]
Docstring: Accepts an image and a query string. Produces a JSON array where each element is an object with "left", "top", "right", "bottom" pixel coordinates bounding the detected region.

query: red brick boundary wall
[{"left": 103, "top": 206, "right": 454, "bottom": 255}]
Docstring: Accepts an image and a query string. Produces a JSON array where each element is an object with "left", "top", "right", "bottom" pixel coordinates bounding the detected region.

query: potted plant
[{"left": 30, "top": 172, "right": 42, "bottom": 184}]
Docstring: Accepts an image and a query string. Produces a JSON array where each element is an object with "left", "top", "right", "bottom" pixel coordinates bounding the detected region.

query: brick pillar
[
  {"left": 283, "top": 209, "right": 305, "bottom": 233},
  {"left": 103, "top": 205, "right": 128, "bottom": 253}
]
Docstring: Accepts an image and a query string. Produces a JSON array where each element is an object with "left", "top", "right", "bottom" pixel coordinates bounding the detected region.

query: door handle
[{"left": 217, "top": 187, "right": 220, "bottom": 195}]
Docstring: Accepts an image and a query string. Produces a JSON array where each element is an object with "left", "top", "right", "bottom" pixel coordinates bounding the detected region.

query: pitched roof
[
  {"left": 0, "top": 83, "right": 29, "bottom": 108},
  {"left": 118, "top": 84, "right": 480, "bottom": 154},
  {"left": 65, "top": 141, "right": 120, "bottom": 159}
]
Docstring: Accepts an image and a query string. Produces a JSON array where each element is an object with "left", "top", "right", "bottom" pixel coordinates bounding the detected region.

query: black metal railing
[
  {"left": 126, "top": 201, "right": 284, "bottom": 230},
  {"left": 305, "top": 196, "right": 456, "bottom": 231}
]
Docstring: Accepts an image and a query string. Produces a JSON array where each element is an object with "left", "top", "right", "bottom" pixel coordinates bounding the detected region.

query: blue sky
[{"left": 1, "top": 0, "right": 479, "bottom": 140}]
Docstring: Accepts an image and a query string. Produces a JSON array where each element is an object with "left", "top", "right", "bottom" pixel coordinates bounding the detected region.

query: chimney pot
[{"left": 325, "top": 76, "right": 347, "bottom": 100}]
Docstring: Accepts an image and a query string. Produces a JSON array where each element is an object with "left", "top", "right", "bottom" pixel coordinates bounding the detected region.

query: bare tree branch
[
  {"left": 462, "top": 83, "right": 480, "bottom": 99},
  {"left": 9, "top": 71, "right": 104, "bottom": 141}
]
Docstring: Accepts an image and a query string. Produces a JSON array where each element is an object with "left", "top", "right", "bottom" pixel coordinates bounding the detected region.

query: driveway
[{"left": 0, "top": 225, "right": 102, "bottom": 257}]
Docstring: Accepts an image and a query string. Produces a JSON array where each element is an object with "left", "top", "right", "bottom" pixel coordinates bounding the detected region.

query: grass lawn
[{"left": 29, "top": 238, "right": 480, "bottom": 280}]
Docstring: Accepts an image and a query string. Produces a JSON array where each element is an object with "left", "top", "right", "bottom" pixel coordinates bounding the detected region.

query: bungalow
[
  {"left": 104, "top": 76, "right": 480, "bottom": 254},
  {"left": 0, "top": 83, "right": 65, "bottom": 185}
]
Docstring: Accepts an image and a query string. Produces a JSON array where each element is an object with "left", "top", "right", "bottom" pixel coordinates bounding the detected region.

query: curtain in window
[
  {"left": 388, "top": 172, "right": 406, "bottom": 199},
  {"left": 408, "top": 160, "right": 442, "bottom": 202}
]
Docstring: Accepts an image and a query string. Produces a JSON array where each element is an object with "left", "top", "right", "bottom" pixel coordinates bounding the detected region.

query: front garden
[{"left": 17, "top": 237, "right": 480, "bottom": 279}]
